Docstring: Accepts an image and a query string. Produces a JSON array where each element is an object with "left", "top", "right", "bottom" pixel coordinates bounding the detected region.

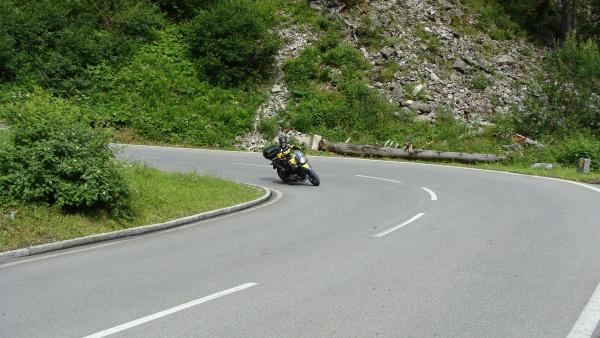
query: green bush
[
  {"left": 283, "top": 32, "right": 394, "bottom": 143},
  {"left": 0, "top": 93, "right": 131, "bottom": 217},
  {"left": 355, "top": 15, "right": 384, "bottom": 50},
  {"left": 470, "top": 71, "right": 492, "bottom": 90},
  {"left": 284, "top": 47, "right": 320, "bottom": 87},
  {"left": 81, "top": 27, "right": 263, "bottom": 147},
  {"left": 458, "top": 0, "right": 522, "bottom": 40},
  {"left": 377, "top": 60, "right": 400, "bottom": 83},
  {"left": 187, "top": 0, "right": 279, "bottom": 87},
  {"left": 0, "top": 0, "right": 165, "bottom": 94},
  {"left": 259, "top": 117, "right": 279, "bottom": 140},
  {"left": 513, "top": 36, "right": 600, "bottom": 137},
  {"left": 321, "top": 43, "right": 371, "bottom": 70},
  {"left": 554, "top": 135, "right": 600, "bottom": 171},
  {"left": 289, "top": 88, "right": 346, "bottom": 132}
]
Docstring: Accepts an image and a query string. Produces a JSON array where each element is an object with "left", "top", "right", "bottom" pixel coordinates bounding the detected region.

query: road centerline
[
  {"left": 374, "top": 213, "right": 426, "bottom": 237},
  {"left": 355, "top": 174, "right": 402, "bottom": 184},
  {"left": 421, "top": 187, "right": 438, "bottom": 201},
  {"left": 82, "top": 283, "right": 257, "bottom": 338}
]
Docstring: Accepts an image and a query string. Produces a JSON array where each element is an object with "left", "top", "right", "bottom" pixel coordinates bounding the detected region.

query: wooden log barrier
[{"left": 318, "top": 139, "right": 505, "bottom": 163}]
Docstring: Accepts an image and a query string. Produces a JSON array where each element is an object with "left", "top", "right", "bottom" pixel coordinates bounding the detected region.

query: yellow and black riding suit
[{"left": 276, "top": 144, "right": 302, "bottom": 169}]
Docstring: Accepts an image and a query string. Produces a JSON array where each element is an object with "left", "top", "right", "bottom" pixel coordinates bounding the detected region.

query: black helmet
[{"left": 278, "top": 134, "right": 288, "bottom": 149}]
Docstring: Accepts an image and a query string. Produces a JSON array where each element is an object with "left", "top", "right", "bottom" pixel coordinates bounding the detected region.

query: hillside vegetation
[
  {"left": 1, "top": 0, "right": 599, "bottom": 180},
  {"left": 1, "top": 0, "right": 280, "bottom": 147},
  {"left": 0, "top": 0, "right": 278, "bottom": 232}
]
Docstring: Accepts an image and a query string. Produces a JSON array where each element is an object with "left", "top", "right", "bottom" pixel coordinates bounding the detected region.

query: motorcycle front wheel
[{"left": 307, "top": 170, "right": 320, "bottom": 186}]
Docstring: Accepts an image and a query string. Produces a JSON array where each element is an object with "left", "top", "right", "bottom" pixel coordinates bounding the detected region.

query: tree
[
  {"left": 187, "top": 0, "right": 279, "bottom": 87},
  {"left": 560, "top": 0, "right": 578, "bottom": 39}
]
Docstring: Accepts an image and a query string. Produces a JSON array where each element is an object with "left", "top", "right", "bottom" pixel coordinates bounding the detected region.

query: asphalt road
[{"left": 1, "top": 144, "right": 600, "bottom": 337}]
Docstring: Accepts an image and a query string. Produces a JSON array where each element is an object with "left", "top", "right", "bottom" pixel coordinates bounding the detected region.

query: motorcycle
[{"left": 263, "top": 145, "right": 320, "bottom": 186}]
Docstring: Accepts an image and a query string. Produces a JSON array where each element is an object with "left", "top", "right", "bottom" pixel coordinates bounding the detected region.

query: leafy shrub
[
  {"left": 377, "top": 60, "right": 400, "bottom": 82},
  {"left": 259, "top": 117, "right": 278, "bottom": 140},
  {"left": 470, "top": 71, "right": 492, "bottom": 90},
  {"left": 321, "top": 43, "right": 371, "bottom": 70},
  {"left": 289, "top": 89, "right": 346, "bottom": 132},
  {"left": 554, "top": 135, "right": 600, "bottom": 171},
  {"left": 0, "top": 93, "right": 131, "bottom": 217},
  {"left": 283, "top": 32, "right": 394, "bottom": 142},
  {"left": 284, "top": 47, "right": 320, "bottom": 87},
  {"left": 187, "top": 0, "right": 279, "bottom": 87},
  {"left": 513, "top": 36, "right": 600, "bottom": 137},
  {"left": 355, "top": 15, "right": 384, "bottom": 50},
  {"left": 0, "top": 0, "right": 165, "bottom": 94},
  {"left": 458, "top": 0, "right": 522, "bottom": 40},
  {"left": 82, "top": 27, "right": 262, "bottom": 147},
  {"left": 285, "top": 0, "right": 337, "bottom": 31}
]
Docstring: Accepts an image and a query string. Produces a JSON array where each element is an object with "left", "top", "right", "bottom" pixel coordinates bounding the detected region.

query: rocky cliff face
[
  {"left": 239, "top": 0, "right": 544, "bottom": 149},
  {"left": 322, "top": 0, "right": 543, "bottom": 124}
]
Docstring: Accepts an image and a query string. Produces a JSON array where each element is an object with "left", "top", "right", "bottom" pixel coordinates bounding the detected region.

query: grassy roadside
[
  {"left": 0, "top": 164, "right": 263, "bottom": 252},
  {"left": 305, "top": 149, "right": 600, "bottom": 184}
]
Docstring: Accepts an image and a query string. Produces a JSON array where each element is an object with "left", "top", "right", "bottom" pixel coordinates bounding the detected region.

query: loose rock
[
  {"left": 495, "top": 54, "right": 516, "bottom": 66},
  {"left": 453, "top": 58, "right": 470, "bottom": 73},
  {"left": 531, "top": 163, "right": 555, "bottom": 170}
]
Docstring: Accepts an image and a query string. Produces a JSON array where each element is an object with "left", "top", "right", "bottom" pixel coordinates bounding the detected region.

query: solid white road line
[
  {"left": 567, "top": 281, "right": 600, "bottom": 338},
  {"left": 83, "top": 283, "right": 257, "bottom": 338},
  {"left": 355, "top": 174, "right": 402, "bottom": 184},
  {"left": 421, "top": 187, "right": 438, "bottom": 201},
  {"left": 231, "top": 162, "right": 271, "bottom": 168},
  {"left": 0, "top": 242, "right": 122, "bottom": 269},
  {"left": 374, "top": 213, "right": 425, "bottom": 238}
]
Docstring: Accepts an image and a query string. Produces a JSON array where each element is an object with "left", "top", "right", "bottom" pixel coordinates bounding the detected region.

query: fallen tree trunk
[{"left": 319, "top": 140, "right": 505, "bottom": 163}]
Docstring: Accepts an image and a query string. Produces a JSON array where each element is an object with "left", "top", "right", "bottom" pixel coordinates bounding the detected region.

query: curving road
[{"left": 1, "top": 144, "right": 600, "bottom": 337}]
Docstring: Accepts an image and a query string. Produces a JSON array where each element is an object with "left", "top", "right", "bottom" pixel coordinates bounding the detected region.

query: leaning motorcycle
[{"left": 263, "top": 145, "right": 320, "bottom": 186}]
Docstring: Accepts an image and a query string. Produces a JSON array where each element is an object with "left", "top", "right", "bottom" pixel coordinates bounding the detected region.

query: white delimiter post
[
  {"left": 311, "top": 135, "right": 322, "bottom": 151},
  {"left": 578, "top": 158, "right": 591, "bottom": 173}
]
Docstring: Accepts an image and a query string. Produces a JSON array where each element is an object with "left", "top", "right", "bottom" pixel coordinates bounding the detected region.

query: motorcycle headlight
[{"left": 298, "top": 156, "right": 307, "bottom": 164}]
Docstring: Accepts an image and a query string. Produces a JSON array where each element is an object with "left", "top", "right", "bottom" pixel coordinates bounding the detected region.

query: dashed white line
[
  {"left": 82, "top": 283, "right": 257, "bottom": 338},
  {"left": 374, "top": 213, "right": 425, "bottom": 237},
  {"left": 355, "top": 174, "right": 402, "bottom": 184},
  {"left": 231, "top": 162, "right": 271, "bottom": 168},
  {"left": 421, "top": 187, "right": 438, "bottom": 201},
  {"left": 567, "top": 281, "right": 600, "bottom": 338}
]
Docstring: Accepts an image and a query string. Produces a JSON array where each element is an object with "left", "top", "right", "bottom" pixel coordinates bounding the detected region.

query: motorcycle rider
[{"left": 275, "top": 134, "right": 302, "bottom": 171}]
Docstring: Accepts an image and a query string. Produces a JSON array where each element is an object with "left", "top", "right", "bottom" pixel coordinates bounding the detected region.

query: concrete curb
[{"left": 0, "top": 184, "right": 272, "bottom": 261}]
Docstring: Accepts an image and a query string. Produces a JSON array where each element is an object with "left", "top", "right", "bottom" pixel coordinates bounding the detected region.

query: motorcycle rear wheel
[{"left": 277, "top": 168, "right": 291, "bottom": 184}]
